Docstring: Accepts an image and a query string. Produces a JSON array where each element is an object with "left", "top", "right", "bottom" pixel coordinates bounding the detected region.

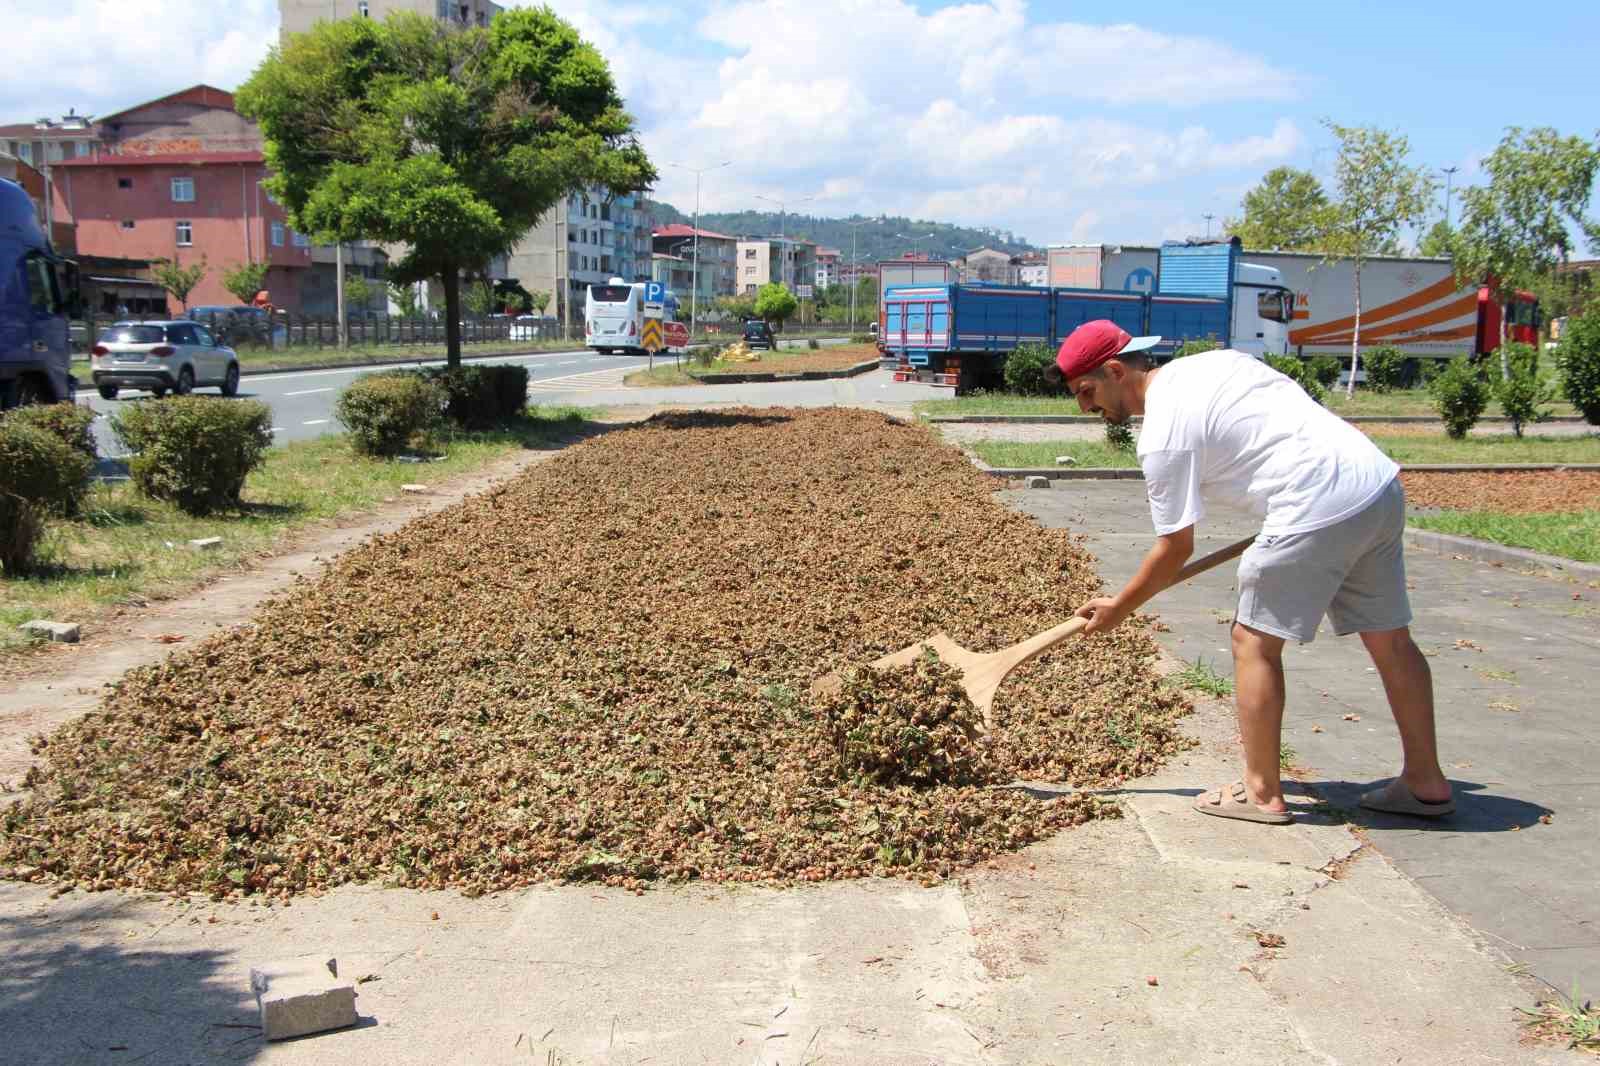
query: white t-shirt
[{"left": 1137, "top": 350, "right": 1399, "bottom": 536}]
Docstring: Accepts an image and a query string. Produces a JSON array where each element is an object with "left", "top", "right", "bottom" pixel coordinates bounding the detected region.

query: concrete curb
[
  {"left": 931, "top": 414, "right": 1593, "bottom": 426},
  {"left": 985, "top": 464, "right": 1600, "bottom": 578},
  {"left": 680, "top": 360, "right": 880, "bottom": 385}
]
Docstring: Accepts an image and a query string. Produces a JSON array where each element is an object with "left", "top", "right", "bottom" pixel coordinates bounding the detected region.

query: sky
[{"left": 4, "top": 0, "right": 1597, "bottom": 248}]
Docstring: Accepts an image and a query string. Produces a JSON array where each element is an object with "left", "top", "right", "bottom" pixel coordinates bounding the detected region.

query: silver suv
[{"left": 91, "top": 321, "right": 241, "bottom": 400}]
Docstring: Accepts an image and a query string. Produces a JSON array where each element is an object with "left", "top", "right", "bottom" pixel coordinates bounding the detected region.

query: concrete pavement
[{"left": 1005, "top": 479, "right": 1600, "bottom": 999}]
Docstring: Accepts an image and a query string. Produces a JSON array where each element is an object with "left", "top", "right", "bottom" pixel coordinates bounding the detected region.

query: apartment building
[
  {"left": 961, "top": 247, "right": 1019, "bottom": 284},
  {"left": 47, "top": 86, "right": 313, "bottom": 310},
  {"left": 502, "top": 189, "right": 647, "bottom": 330},
  {"left": 814, "top": 247, "right": 840, "bottom": 289},
  {"left": 735, "top": 238, "right": 817, "bottom": 295},
  {"left": 1017, "top": 252, "right": 1046, "bottom": 287},
  {"left": 652, "top": 224, "right": 736, "bottom": 302},
  {"left": 280, "top": 0, "right": 503, "bottom": 38}
]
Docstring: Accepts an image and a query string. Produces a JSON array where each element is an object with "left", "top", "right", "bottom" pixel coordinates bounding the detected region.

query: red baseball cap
[{"left": 1055, "top": 320, "right": 1161, "bottom": 379}]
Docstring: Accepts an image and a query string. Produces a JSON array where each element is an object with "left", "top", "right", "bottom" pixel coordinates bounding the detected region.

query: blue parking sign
[{"left": 644, "top": 281, "right": 665, "bottom": 303}]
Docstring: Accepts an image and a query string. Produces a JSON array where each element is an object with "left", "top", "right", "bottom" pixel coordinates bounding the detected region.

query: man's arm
[{"left": 1074, "top": 524, "right": 1195, "bottom": 635}]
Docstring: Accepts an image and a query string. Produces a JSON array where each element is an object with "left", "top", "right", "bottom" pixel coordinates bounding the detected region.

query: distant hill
[{"left": 644, "top": 201, "right": 1039, "bottom": 263}]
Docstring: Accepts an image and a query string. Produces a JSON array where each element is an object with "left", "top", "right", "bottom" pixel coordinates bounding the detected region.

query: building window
[
  {"left": 171, "top": 177, "right": 195, "bottom": 202},
  {"left": 358, "top": 0, "right": 369, "bottom": 13},
  {"left": 75, "top": 141, "right": 90, "bottom": 158},
  {"left": 47, "top": 143, "right": 65, "bottom": 163},
  {"left": 744, "top": 248, "right": 756, "bottom": 259},
  {"left": 292, "top": 231, "right": 310, "bottom": 248},
  {"left": 437, "top": 0, "right": 450, "bottom": 16},
  {"left": 121, "top": 219, "right": 135, "bottom": 230},
  {"left": 567, "top": 230, "right": 576, "bottom": 243},
  {"left": 176, "top": 220, "right": 193, "bottom": 246},
  {"left": 117, "top": 178, "right": 132, "bottom": 190},
  {"left": 17, "top": 143, "right": 31, "bottom": 164},
  {"left": 271, "top": 221, "right": 285, "bottom": 246}
]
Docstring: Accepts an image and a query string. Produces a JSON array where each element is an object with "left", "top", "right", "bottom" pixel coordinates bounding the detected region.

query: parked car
[
  {"left": 742, "top": 319, "right": 776, "bottom": 350},
  {"left": 90, "top": 321, "right": 241, "bottom": 399},
  {"left": 188, "top": 305, "right": 275, "bottom": 347},
  {"left": 509, "top": 314, "right": 558, "bottom": 341}
]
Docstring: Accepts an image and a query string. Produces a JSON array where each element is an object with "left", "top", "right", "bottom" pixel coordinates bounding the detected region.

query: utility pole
[
  {"left": 1202, "top": 213, "right": 1215, "bottom": 238},
  {"left": 668, "top": 160, "right": 730, "bottom": 340},
  {"left": 1441, "top": 165, "right": 1459, "bottom": 228},
  {"left": 335, "top": 240, "right": 346, "bottom": 348},
  {"left": 756, "top": 192, "right": 815, "bottom": 289},
  {"left": 844, "top": 218, "right": 872, "bottom": 333}
]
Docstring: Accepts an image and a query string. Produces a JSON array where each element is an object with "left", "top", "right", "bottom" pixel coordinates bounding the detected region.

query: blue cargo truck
[
  {"left": 1, "top": 178, "right": 77, "bottom": 407},
  {"left": 882, "top": 238, "right": 1292, "bottom": 389}
]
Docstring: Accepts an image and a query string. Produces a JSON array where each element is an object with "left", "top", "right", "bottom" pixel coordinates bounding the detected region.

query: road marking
[
  {"left": 526, "top": 366, "right": 632, "bottom": 393},
  {"left": 283, "top": 387, "right": 333, "bottom": 396},
  {"left": 270, "top": 426, "right": 285, "bottom": 433},
  {"left": 242, "top": 349, "right": 589, "bottom": 385},
  {"left": 302, "top": 419, "right": 329, "bottom": 425}
]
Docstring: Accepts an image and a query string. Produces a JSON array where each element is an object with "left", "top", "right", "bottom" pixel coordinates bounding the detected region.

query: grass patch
[
  {"left": 971, "top": 433, "right": 1600, "bottom": 471},
  {"left": 75, "top": 339, "right": 580, "bottom": 375},
  {"left": 0, "top": 406, "right": 594, "bottom": 658},
  {"left": 624, "top": 343, "right": 878, "bottom": 386},
  {"left": 1279, "top": 742, "right": 1297, "bottom": 770},
  {"left": 1408, "top": 510, "right": 1600, "bottom": 564},
  {"left": 1520, "top": 983, "right": 1600, "bottom": 1054},
  {"left": 1166, "top": 657, "right": 1234, "bottom": 698}
]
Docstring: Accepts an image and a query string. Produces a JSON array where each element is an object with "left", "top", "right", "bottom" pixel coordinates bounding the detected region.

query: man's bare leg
[
  {"left": 1359, "top": 626, "right": 1452, "bottom": 802},
  {"left": 1230, "top": 622, "right": 1290, "bottom": 813}
]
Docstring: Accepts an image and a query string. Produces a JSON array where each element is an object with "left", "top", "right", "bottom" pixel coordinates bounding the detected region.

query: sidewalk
[
  {"left": 0, "top": 424, "right": 1592, "bottom": 1064},
  {"left": 1004, "top": 480, "right": 1600, "bottom": 998}
]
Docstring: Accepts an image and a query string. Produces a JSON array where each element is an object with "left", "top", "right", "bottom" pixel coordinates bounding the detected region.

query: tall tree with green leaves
[
  {"left": 1319, "top": 121, "right": 1437, "bottom": 396},
  {"left": 1225, "top": 166, "right": 1332, "bottom": 251},
  {"left": 236, "top": 8, "right": 655, "bottom": 367},
  {"left": 1416, "top": 219, "right": 1455, "bottom": 258},
  {"left": 528, "top": 290, "right": 550, "bottom": 314},
  {"left": 1452, "top": 127, "right": 1600, "bottom": 370},
  {"left": 150, "top": 256, "right": 209, "bottom": 311},
  {"left": 752, "top": 282, "right": 797, "bottom": 327},
  {"left": 221, "top": 261, "right": 270, "bottom": 305}
]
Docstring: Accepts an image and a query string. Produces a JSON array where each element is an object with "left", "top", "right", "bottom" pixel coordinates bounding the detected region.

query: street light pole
[
  {"left": 1440, "top": 165, "right": 1459, "bottom": 229},
  {"left": 844, "top": 218, "right": 871, "bottom": 332},
  {"left": 756, "top": 192, "right": 815, "bottom": 290},
  {"left": 894, "top": 231, "right": 936, "bottom": 258},
  {"left": 668, "top": 160, "right": 730, "bottom": 341}
]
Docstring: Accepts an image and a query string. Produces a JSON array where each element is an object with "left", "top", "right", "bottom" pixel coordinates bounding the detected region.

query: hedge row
[
  {"left": 336, "top": 363, "right": 529, "bottom": 456},
  {"left": 0, "top": 404, "right": 99, "bottom": 574}
]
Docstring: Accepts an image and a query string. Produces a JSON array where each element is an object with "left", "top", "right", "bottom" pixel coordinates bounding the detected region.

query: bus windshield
[{"left": 589, "top": 285, "right": 632, "bottom": 304}]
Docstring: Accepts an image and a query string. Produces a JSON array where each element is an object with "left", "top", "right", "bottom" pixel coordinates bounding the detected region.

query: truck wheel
[
  {"left": 14, "top": 375, "right": 49, "bottom": 407},
  {"left": 175, "top": 367, "right": 195, "bottom": 396},
  {"left": 221, "top": 363, "right": 240, "bottom": 397},
  {"left": 98, "top": 383, "right": 119, "bottom": 400}
]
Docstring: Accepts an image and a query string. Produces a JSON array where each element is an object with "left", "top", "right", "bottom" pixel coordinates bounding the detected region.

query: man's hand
[{"left": 1074, "top": 596, "right": 1130, "bottom": 635}]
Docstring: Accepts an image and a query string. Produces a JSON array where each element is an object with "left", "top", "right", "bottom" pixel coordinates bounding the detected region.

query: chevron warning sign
[{"left": 641, "top": 318, "right": 663, "bottom": 353}]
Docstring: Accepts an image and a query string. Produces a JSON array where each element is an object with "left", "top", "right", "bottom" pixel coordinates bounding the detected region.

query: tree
[
  {"left": 463, "top": 279, "right": 496, "bottom": 315},
  {"left": 753, "top": 282, "right": 797, "bottom": 327},
  {"left": 150, "top": 256, "right": 209, "bottom": 310},
  {"left": 528, "top": 290, "right": 550, "bottom": 314},
  {"left": 237, "top": 8, "right": 655, "bottom": 368},
  {"left": 1319, "top": 121, "right": 1437, "bottom": 396},
  {"left": 1225, "top": 166, "right": 1332, "bottom": 251},
  {"left": 388, "top": 280, "right": 421, "bottom": 317},
  {"left": 1453, "top": 127, "right": 1600, "bottom": 372},
  {"left": 1417, "top": 219, "right": 1455, "bottom": 258},
  {"left": 343, "top": 273, "right": 374, "bottom": 311},
  {"left": 221, "top": 261, "right": 270, "bottom": 305}
]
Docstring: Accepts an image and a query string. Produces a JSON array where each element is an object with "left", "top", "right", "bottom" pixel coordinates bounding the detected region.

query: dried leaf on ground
[{"left": 0, "top": 408, "right": 1190, "bottom": 898}]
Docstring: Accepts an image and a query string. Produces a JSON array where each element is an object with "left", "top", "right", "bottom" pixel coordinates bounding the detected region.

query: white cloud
[{"left": 3, "top": 1, "right": 278, "bottom": 121}]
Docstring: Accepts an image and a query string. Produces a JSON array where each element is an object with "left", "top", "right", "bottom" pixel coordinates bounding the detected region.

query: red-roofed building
[
  {"left": 43, "top": 85, "right": 314, "bottom": 311},
  {"left": 652, "top": 224, "right": 737, "bottom": 300}
]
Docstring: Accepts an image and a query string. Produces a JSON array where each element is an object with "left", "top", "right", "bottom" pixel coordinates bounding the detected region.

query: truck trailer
[
  {"left": 1, "top": 178, "right": 76, "bottom": 407},
  {"left": 1045, "top": 242, "right": 1537, "bottom": 360},
  {"left": 881, "top": 239, "right": 1292, "bottom": 389}
]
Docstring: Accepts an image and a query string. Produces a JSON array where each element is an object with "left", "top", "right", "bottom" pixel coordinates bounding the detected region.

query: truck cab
[
  {"left": 1230, "top": 261, "right": 1293, "bottom": 358},
  {"left": 1, "top": 178, "right": 76, "bottom": 408}
]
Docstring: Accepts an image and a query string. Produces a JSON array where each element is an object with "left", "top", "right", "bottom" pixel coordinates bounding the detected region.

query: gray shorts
[{"left": 1235, "top": 477, "right": 1412, "bottom": 643}]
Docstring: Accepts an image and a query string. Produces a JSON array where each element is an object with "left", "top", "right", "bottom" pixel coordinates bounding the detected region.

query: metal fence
[{"left": 72, "top": 311, "right": 571, "bottom": 353}]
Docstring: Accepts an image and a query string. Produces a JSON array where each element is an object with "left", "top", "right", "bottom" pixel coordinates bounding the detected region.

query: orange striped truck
[{"left": 1045, "top": 243, "right": 1537, "bottom": 361}]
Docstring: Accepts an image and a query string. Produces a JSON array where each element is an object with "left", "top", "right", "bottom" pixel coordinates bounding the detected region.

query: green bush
[
  {"left": 335, "top": 373, "right": 446, "bottom": 457},
  {"left": 1003, "top": 343, "right": 1055, "bottom": 396},
  {"left": 420, "top": 365, "right": 527, "bottom": 430},
  {"left": 1307, "top": 355, "right": 1342, "bottom": 389},
  {"left": 1428, "top": 357, "right": 1491, "bottom": 439},
  {"left": 1362, "top": 346, "right": 1408, "bottom": 393},
  {"left": 807, "top": 337, "right": 820, "bottom": 350},
  {"left": 0, "top": 494, "right": 46, "bottom": 576},
  {"left": 849, "top": 333, "right": 875, "bottom": 344},
  {"left": 1105, "top": 421, "right": 1136, "bottom": 451},
  {"left": 2, "top": 402, "right": 97, "bottom": 461},
  {"left": 1555, "top": 306, "right": 1600, "bottom": 425},
  {"left": 111, "top": 398, "right": 274, "bottom": 514},
  {"left": 1493, "top": 342, "right": 1553, "bottom": 438},
  {"left": 0, "top": 420, "right": 95, "bottom": 517},
  {"left": 1264, "top": 355, "right": 1327, "bottom": 406},
  {"left": 1174, "top": 339, "right": 1222, "bottom": 358}
]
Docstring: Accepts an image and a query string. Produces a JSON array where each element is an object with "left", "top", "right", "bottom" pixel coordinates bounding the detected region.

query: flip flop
[
  {"left": 1192, "top": 781, "right": 1293, "bottom": 825},
  {"left": 1359, "top": 779, "right": 1455, "bottom": 818}
]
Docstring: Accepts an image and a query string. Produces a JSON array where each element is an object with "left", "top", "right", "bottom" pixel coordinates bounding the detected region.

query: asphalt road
[{"left": 80, "top": 345, "right": 643, "bottom": 456}]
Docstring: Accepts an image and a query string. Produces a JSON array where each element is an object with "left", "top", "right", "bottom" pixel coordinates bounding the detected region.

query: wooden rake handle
[{"left": 984, "top": 533, "right": 1258, "bottom": 680}]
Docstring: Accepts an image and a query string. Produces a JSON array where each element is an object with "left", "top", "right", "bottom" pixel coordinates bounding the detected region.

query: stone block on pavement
[
  {"left": 188, "top": 537, "right": 223, "bottom": 550},
  {"left": 400, "top": 483, "right": 430, "bottom": 494},
  {"left": 1025, "top": 475, "right": 1051, "bottom": 489},
  {"left": 249, "top": 957, "right": 358, "bottom": 1041},
  {"left": 21, "top": 620, "right": 80, "bottom": 643}
]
